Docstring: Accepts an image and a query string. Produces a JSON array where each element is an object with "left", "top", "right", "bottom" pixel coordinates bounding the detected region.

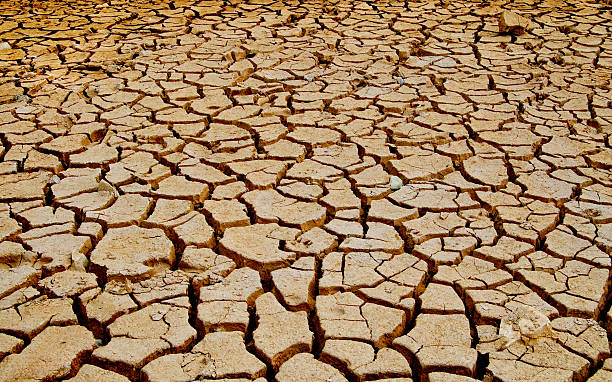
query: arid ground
[{"left": 0, "top": 0, "right": 611, "bottom": 381}]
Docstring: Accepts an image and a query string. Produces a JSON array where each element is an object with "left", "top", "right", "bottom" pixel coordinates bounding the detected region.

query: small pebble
[{"left": 389, "top": 176, "right": 403, "bottom": 191}]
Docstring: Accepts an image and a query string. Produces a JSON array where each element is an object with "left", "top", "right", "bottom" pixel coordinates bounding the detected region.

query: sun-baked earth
[{"left": 0, "top": 0, "right": 611, "bottom": 381}]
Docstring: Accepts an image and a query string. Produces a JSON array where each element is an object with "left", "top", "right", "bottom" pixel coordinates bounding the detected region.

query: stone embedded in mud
[{"left": 389, "top": 175, "right": 403, "bottom": 190}]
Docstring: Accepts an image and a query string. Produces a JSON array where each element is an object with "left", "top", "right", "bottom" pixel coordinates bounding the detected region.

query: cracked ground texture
[{"left": 0, "top": 0, "right": 611, "bottom": 381}]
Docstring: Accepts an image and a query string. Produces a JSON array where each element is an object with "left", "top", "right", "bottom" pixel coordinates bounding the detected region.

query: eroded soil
[{"left": 0, "top": 0, "right": 611, "bottom": 381}]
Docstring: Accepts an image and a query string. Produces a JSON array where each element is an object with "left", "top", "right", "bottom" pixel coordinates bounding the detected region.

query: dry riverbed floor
[{"left": 0, "top": 0, "right": 611, "bottom": 381}]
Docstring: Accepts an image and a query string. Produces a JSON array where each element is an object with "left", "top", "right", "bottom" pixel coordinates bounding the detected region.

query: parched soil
[{"left": 0, "top": 0, "right": 611, "bottom": 381}]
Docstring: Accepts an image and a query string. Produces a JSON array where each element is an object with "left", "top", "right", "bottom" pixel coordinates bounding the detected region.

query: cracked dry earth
[{"left": 0, "top": 0, "right": 612, "bottom": 382}]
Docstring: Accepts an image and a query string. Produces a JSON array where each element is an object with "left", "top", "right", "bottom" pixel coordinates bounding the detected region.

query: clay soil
[{"left": 0, "top": 0, "right": 611, "bottom": 381}]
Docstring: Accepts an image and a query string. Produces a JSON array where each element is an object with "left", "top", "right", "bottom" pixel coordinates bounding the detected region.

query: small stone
[{"left": 389, "top": 175, "right": 403, "bottom": 191}]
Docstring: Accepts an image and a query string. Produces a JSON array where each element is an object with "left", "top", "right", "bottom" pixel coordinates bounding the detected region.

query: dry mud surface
[{"left": 0, "top": 0, "right": 611, "bottom": 381}]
